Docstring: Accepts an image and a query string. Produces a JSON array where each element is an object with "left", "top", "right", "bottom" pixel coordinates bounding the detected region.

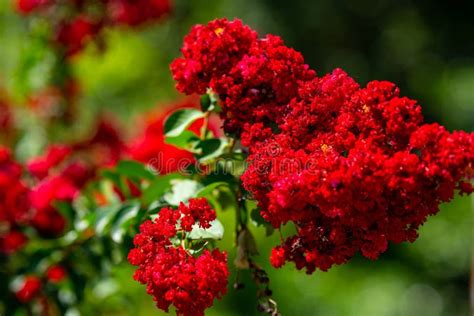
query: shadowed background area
[{"left": 0, "top": 0, "right": 472, "bottom": 315}]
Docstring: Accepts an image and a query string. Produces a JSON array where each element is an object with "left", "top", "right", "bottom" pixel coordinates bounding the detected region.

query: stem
[
  {"left": 233, "top": 183, "right": 280, "bottom": 315},
  {"left": 278, "top": 229, "right": 284, "bottom": 243},
  {"left": 227, "top": 138, "right": 236, "bottom": 154},
  {"left": 200, "top": 111, "right": 210, "bottom": 140},
  {"left": 234, "top": 183, "right": 248, "bottom": 245}
]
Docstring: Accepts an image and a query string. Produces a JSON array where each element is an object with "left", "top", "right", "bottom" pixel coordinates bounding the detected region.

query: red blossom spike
[
  {"left": 173, "top": 19, "right": 474, "bottom": 274},
  {"left": 128, "top": 198, "right": 228, "bottom": 316}
]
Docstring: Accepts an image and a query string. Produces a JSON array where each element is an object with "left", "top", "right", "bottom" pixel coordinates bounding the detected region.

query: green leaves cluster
[
  {"left": 2, "top": 91, "right": 278, "bottom": 316},
  {"left": 163, "top": 96, "right": 229, "bottom": 165}
]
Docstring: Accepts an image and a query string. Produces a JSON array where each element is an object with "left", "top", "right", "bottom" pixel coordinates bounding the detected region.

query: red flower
[
  {"left": 46, "top": 265, "right": 67, "bottom": 283},
  {"left": 0, "top": 231, "right": 28, "bottom": 254},
  {"left": 30, "top": 207, "right": 66, "bottom": 237},
  {"left": 171, "top": 18, "right": 315, "bottom": 136},
  {"left": 173, "top": 19, "right": 474, "bottom": 273},
  {"left": 14, "top": 0, "right": 49, "bottom": 14},
  {"left": 108, "top": 0, "right": 171, "bottom": 26},
  {"left": 14, "top": 0, "right": 171, "bottom": 55},
  {"left": 0, "top": 147, "right": 30, "bottom": 254},
  {"left": 128, "top": 199, "right": 228, "bottom": 316},
  {"left": 171, "top": 18, "right": 258, "bottom": 96},
  {"left": 27, "top": 144, "right": 95, "bottom": 236},
  {"left": 15, "top": 276, "right": 42, "bottom": 303},
  {"left": 29, "top": 175, "right": 77, "bottom": 237},
  {"left": 269, "top": 246, "right": 286, "bottom": 269},
  {"left": 0, "top": 97, "right": 12, "bottom": 131},
  {"left": 55, "top": 16, "right": 100, "bottom": 56},
  {"left": 30, "top": 175, "right": 78, "bottom": 211},
  {"left": 178, "top": 197, "right": 216, "bottom": 231},
  {"left": 27, "top": 145, "right": 71, "bottom": 180}
]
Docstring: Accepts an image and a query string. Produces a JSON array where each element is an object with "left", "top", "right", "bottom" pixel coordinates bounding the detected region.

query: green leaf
[
  {"left": 200, "top": 90, "right": 220, "bottom": 112},
  {"left": 67, "top": 269, "right": 87, "bottom": 302},
  {"left": 94, "top": 204, "right": 122, "bottom": 236},
  {"left": 200, "top": 94, "right": 212, "bottom": 112},
  {"left": 196, "top": 138, "right": 228, "bottom": 163},
  {"left": 196, "top": 182, "right": 230, "bottom": 198},
  {"left": 187, "top": 240, "right": 209, "bottom": 255},
  {"left": 165, "top": 130, "right": 200, "bottom": 151},
  {"left": 196, "top": 182, "right": 236, "bottom": 212},
  {"left": 75, "top": 212, "right": 96, "bottom": 233},
  {"left": 101, "top": 169, "right": 121, "bottom": 188},
  {"left": 164, "top": 179, "right": 203, "bottom": 206},
  {"left": 116, "top": 160, "right": 155, "bottom": 180},
  {"left": 250, "top": 207, "right": 266, "bottom": 226},
  {"left": 147, "top": 200, "right": 169, "bottom": 214},
  {"left": 96, "top": 179, "right": 121, "bottom": 205},
  {"left": 187, "top": 219, "right": 224, "bottom": 240},
  {"left": 164, "top": 109, "right": 204, "bottom": 137},
  {"left": 92, "top": 279, "right": 119, "bottom": 299},
  {"left": 142, "top": 173, "right": 183, "bottom": 205},
  {"left": 111, "top": 203, "right": 141, "bottom": 243},
  {"left": 54, "top": 201, "right": 76, "bottom": 228}
]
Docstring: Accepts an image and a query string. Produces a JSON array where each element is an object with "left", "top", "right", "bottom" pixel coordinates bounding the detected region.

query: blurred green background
[{"left": 0, "top": 0, "right": 472, "bottom": 315}]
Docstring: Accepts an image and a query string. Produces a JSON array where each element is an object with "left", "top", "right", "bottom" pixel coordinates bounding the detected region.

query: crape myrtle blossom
[
  {"left": 14, "top": 0, "right": 171, "bottom": 56},
  {"left": 27, "top": 145, "right": 93, "bottom": 237},
  {"left": 171, "top": 18, "right": 315, "bottom": 137},
  {"left": 0, "top": 147, "right": 30, "bottom": 254},
  {"left": 14, "top": 276, "right": 42, "bottom": 303},
  {"left": 172, "top": 18, "right": 474, "bottom": 273},
  {"left": 45, "top": 265, "right": 67, "bottom": 283},
  {"left": 128, "top": 198, "right": 228, "bottom": 316},
  {"left": 0, "top": 95, "right": 13, "bottom": 132}
]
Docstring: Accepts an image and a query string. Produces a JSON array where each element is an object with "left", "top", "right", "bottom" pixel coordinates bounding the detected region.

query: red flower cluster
[
  {"left": 46, "top": 265, "right": 67, "bottom": 283},
  {"left": 15, "top": 276, "right": 42, "bottom": 303},
  {"left": 73, "top": 118, "right": 126, "bottom": 168},
  {"left": 27, "top": 145, "right": 71, "bottom": 180},
  {"left": 0, "top": 147, "right": 30, "bottom": 254},
  {"left": 55, "top": 15, "right": 101, "bottom": 56},
  {"left": 171, "top": 18, "right": 315, "bottom": 136},
  {"left": 14, "top": 266, "right": 67, "bottom": 304},
  {"left": 1, "top": 140, "right": 107, "bottom": 244},
  {"left": 15, "top": 0, "right": 171, "bottom": 56},
  {"left": 0, "top": 96, "right": 12, "bottom": 131},
  {"left": 172, "top": 19, "right": 474, "bottom": 273},
  {"left": 108, "top": 0, "right": 171, "bottom": 26},
  {"left": 0, "top": 93, "right": 15, "bottom": 145},
  {"left": 178, "top": 198, "right": 216, "bottom": 231},
  {"left": 128, "top": 198, "right": 228, "bottom": 316},
  {"left": 28, "top": 145, "right": 93, "bottom": 237}
]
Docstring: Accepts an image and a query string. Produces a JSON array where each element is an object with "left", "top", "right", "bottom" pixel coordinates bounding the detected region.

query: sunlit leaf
[
  {"left": 116, "top": 160, "right": 155, "bottom": 180},
  {"left": 165, "top": 130, "right": 200, "bottom": 152},
  {"left": 94, "top": 205, "right": 122, "bottom": 236},
  {"left": 164, "top": 108, "right": 204, "bottom": 137},
  {"left": 196, "top": 138, "right": 229, "bottom": 163},
  {"left": 164, "top": 179, "right": 203, "bottom": 206},
  {"left": 142, "top": 173, "right": 183, "bottom": 205},
  {"left": 111, "top": 203, "right": 141, "bottom": 243},
  {"left": 187, "top": 219, "right": 224, "bottom": 240}
]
